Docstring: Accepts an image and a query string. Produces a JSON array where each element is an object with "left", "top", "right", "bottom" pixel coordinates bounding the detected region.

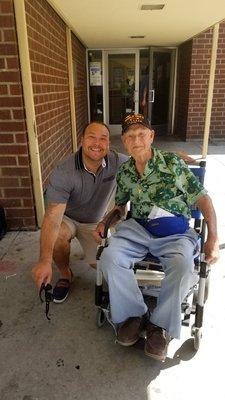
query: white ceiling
[{"left": 48, "top": 0, "right": 225, "bottom": 48}]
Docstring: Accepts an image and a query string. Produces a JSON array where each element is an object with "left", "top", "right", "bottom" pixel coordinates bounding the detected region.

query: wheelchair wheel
[
  {"left": 193, "top": 328, "right": 202, "bottom": 351},
  {"left": 204, "top": 275, "right": 210, "bottom": 303},
  {"left": 96, "top": 308, "right": 107, "bottom": 327},
  {"left": 192, "top": 274, "right": 210, "bottom": 309}
]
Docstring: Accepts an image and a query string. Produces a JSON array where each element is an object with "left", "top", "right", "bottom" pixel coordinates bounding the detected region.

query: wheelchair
[{"left": 95, "top": 160, "right": 210, "bottom": 350}]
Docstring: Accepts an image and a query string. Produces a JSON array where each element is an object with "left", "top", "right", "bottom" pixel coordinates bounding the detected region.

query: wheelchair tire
[
  {"left": 192, "top": 274, "right": 210, "bottom": 309},
  {"left": 193, "top": 329, "right": 202, "bottom": 351},
  {"left": 96, "top": 308, "right": 107, "bottom": 327}
]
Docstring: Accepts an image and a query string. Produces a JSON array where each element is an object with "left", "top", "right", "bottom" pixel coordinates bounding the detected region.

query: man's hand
[
  {"left": 31, "top": 202, "right": 66, "bottom": 289},
  {"left": 203, "top": 237, "right": 220, "bottom": 264},
  {"left": 32, "top": 261, "right": 52, "bottom": 289},
  {"left": 175, "top": 150, "right": 197, "bottom": 165},
  {"left": 92, "top": 222, "right": 105, "bottom": 244},
  {"left": 196, "top": 194, "right": 219, "bottom": 265}
]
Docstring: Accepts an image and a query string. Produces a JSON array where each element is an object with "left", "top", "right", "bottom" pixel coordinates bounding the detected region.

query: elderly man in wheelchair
[{"left": 93, "top": 114, "right": 219, "bottom": 362}]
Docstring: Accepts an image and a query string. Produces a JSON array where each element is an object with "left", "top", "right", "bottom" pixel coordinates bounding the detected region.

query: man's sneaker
[
  {"left": 53, "top": 269, "right": 74, "bottom": 303},
  {"left": 144, "top": 322, "right": 169, "bottom": 362},
  {"left": 116, "top": 314, "right": 148, "bottom": 347}
]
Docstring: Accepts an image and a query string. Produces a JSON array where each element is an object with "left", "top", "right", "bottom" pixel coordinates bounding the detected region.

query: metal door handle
[
  {"left": 149, "top": 89, "right": 155, "bottom": 103},
  {"left": 134, "top": 90, "right": 139, "bottom": 103}
]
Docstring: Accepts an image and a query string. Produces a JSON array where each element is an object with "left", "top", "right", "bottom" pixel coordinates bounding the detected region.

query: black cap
[{"left": 121, "top": 113, "right": 151, "bottom": 134}]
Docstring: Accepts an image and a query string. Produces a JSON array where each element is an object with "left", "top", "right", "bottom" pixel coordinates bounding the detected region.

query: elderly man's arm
[{"left": 196, "top": 194, "right": 219, "bottom": 264}]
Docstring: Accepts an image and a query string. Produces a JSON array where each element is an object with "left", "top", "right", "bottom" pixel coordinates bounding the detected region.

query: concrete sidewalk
[{"left": 0, "top": 139, "right": 224, "bottom": 400}]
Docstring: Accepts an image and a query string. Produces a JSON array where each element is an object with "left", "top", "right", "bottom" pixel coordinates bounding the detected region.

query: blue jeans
[{"left": 99, "top": 218, "right": 199, "bottom": 339}]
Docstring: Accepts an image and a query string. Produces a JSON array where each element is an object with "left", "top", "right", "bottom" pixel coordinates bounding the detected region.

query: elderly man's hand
[
  {"left": 203, "top": 237, "right": 220, "bottom": 264},
  {"left": 92, "top": 222, "right": 106, "bottom": 244}
]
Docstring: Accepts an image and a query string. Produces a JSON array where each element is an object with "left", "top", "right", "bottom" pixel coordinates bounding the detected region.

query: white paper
[
  {"left": 148, "top": 206, "right": 174, "bottom": 220},
  {"left": 89, "top": 62, "right": 102, "bottom": 86}
]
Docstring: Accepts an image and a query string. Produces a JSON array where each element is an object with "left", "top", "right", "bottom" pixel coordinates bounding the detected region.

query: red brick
[
  {"left": 6, "top": 208, "right": 35, "bottom": 218},
  {"left": 0, "top": 156, "right": 17, "bottom": 166},
  {"left": 4, "top": 188, "right": 32, "bottom": 197},
  {"left": 10, "top": 84, "right": 22, "bottom": 95},
  {"left": 0, "top": 85, "right": 8, "bottom": 95},
  {"left": 0, "top": 58, "right": 5, "bottom": 68},
  {"left": 21, "top": 177, "right": 32, "bottom": 187},
  {"left": 0, "top": 70, "right": 20, "bottom": 82},
  {"left": 0, "top": 145, "right": 28, "bottom": 154},
  {"left": 0, "top": 15, "right": 14, "bottom": 28},
  {"left": 6, "top": 57, "right": 19, "bottom": 69},
  {"left": 0, "top": 177, "right": 19, "bottom": 187},
  {"left": 3, "top": 29, "right": 15, "bottom": 42},
  {"left": 0, "top": 1, "right": 14, "bottom": 13},
  {"left": 13, "top": 109, "right": 25, "bottom": 119},
  {"left": 2, "top": 167, "right": 30, "bottom": 176},
  {"left": 17, "top": 156, "right": 29, "bottom": 165},
  {"left": 0, "top": 121, "right": 25, "bottom": 132},
  {"left": 21, "top": 217, "right": 37, "bottom": 229},
  {"left": 0, "top": 109, "right": 11, "bottom": 119},
  {"left": 0, "top": 133, "right": 14, "bottom": 143},
  {"left": 0, "top": 43, "right": 16, "bottom": 55},
  {"left": 0, "top": 198, "right": 22, "bottom": 207},
  {"left": 15, "top": 133, "right": 28, "bottom": 143},
  {"left": 23, "top": 198, "right": 34, "bottom": 207},
  {"left": 0, "top": 96, "right": 23, "bottom": 107}
]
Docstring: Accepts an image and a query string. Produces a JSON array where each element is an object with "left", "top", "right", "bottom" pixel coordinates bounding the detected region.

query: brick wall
[
  {"left": 175, "top": 23, "right": 225, "bottom": 141},
  {"left": 71, "top": 33, "right": 88, "bottom": 145},
  {"left": 174, "top": 40, "right": 193, "bottom": 139},
  {"left": 0, "top": 0, "right": 36, "bottom": 230},
  {"left": 25, "top": 0, "right": 73, "bottom": 188},
  {"left": 186, "top": 29, "right": 213, "bottom": 140}
]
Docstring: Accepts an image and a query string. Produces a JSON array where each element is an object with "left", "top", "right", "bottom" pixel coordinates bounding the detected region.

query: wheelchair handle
[{"left": 103, "top": 209, "right": 122, "bottom": 238}]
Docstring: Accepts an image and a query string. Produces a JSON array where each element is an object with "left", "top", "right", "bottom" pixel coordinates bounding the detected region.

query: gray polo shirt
[{"left": 46, "top": 148, "right": 128, "bottom": 223}]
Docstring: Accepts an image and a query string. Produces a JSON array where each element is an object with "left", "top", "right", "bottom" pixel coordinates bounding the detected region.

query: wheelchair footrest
[
  {"left": 133, "top": 260, "right": 163, "bottom": 273},
  {"left": 135, "top": 269, "right": 164, "bottom": 286}
]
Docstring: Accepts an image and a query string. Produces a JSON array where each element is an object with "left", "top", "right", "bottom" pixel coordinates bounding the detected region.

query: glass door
[
  {"left": 104, "top": 50, "right": 139, "bottom": 134},
  {"left": 148, "top": 48, "right": 176, "bottom": 135}
]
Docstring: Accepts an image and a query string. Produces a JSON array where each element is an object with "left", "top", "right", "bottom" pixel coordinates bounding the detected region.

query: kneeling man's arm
[
  {"left": 32, "top": 202, "right": 66, "bottom": 288},
  {"left": 196, "top": 194, "right": 219, "bottom": 264}
]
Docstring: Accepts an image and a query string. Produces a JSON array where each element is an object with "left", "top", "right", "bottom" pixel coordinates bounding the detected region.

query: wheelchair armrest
[{"left": 103, "top": 208, "right": 122, "bottom": 238}]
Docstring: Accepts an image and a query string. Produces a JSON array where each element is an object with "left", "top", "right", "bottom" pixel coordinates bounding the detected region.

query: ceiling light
[
  {"left": 141, "top": 4, "right": 165, "bottom": 10},
  {"left": 130, "top": 35, "right": 145, "bottom": 39}
]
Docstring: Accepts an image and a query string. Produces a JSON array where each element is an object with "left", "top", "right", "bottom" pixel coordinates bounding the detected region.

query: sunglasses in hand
[{"left": 39, "top": 283, "right": 54, "bottom": 320}]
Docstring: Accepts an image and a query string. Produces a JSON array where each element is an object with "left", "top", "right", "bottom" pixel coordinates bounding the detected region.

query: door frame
[
  {"left": 148, "top": 47, "right": 177, "bottom": 135},
  {"left": 103, "top": 49, "right": 140, "bottom": 134}
]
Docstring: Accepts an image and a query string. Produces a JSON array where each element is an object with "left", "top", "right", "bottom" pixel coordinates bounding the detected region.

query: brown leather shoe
[
  {"left": 145, "top": 322, "right": 169, "bottom": 361},
  {"left": 116, "top": 315, "right": 147, "bottom": 347}
]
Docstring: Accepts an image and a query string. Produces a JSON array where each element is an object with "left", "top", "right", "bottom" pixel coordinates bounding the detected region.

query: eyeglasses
[{"left": 39, "top": 283, "right": 54, "bottom": 320}]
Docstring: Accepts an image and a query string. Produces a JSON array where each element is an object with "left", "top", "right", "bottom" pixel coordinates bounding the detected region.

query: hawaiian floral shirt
[{"left": 115, "top": 148, "right": 207, "bottom": 218}]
